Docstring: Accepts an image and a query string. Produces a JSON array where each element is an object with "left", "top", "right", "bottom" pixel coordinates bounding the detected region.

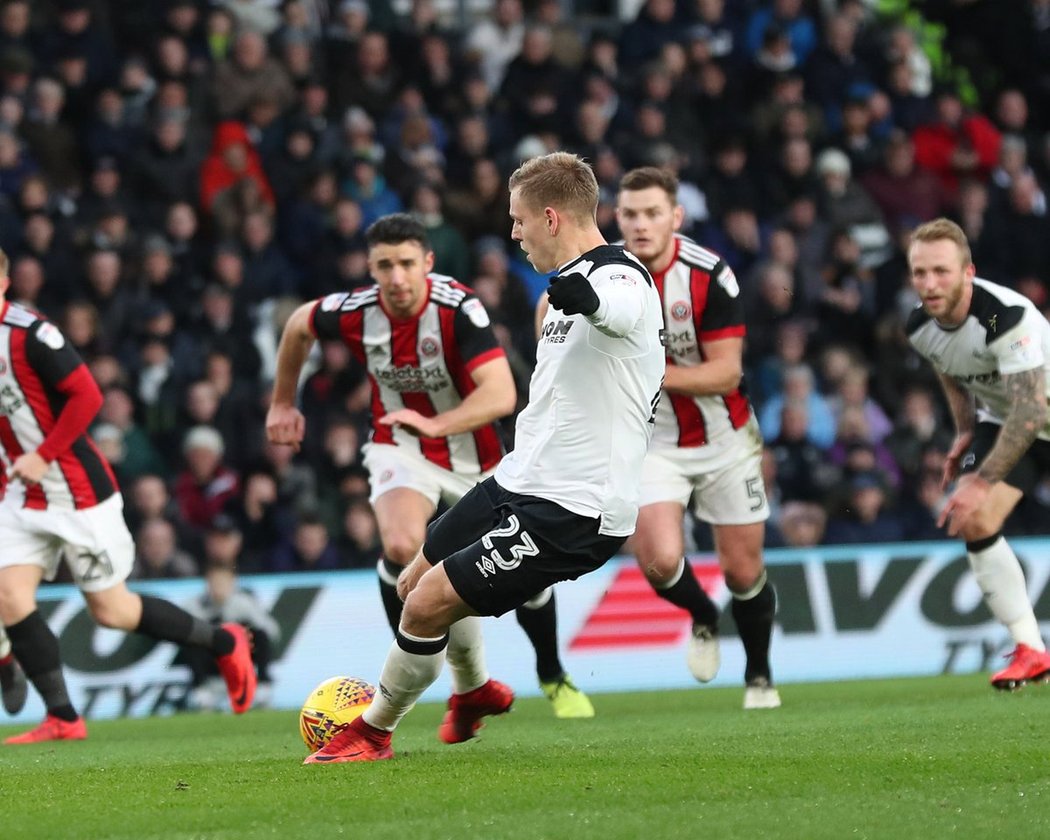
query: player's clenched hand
[
  {"left": 379, "top": 409, "right": 441, "bottom": 438},
  {"left": 941, "top": 431, "right": 974, "bottom": 490},
  {"left": 266, "top": 404, "right": 306, "bottom": 451},
  {"left": 9, "top": 452, "right": 49, "bottom": 484},
  {"left": 547, "top": 272, "right": 599, "bottom": 317},
  {"left": 937, "top": 472, "right": 991, "bottom": 537}
]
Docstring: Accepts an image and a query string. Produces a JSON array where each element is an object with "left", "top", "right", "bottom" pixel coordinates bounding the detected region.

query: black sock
[
  {"left": 653, "top": 560, "right": 720, "bottom": 628},
  {"left": 137, "top": 595, "right": 234, "bottom": 656},
  {"left": 7, "top": 611, "right": 77, "bottom": 721},
  {"left": 731, "top": 577, "right": 777, "bottom": 683},
  {"left": 515, "top": 589, "right": 564, "bottom": 684},
  {"left": 377, "top": 558, "right": 404, "bottom": 635}
]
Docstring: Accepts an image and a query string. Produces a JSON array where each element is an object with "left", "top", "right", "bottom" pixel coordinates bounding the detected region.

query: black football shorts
[{"left": 423, "top": 477, "right": 625, "bottom": 617}]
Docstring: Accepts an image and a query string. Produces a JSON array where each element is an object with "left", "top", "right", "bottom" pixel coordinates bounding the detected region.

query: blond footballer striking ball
[{"left": 299, "top": 676, "right": 376, "bottom": 752}]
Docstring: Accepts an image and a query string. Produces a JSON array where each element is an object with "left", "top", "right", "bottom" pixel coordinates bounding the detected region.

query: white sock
[
  {"left": 446, "top": 616, "right": 489, "bottom": 694},
  {"left": 363, "top": 632, "right": 446, "bottom": 732},
  {"left": 0, "top": 628, "right": 9, "bottom": 659},
  {"left": 968, "top": 537, "right": 1045, "bottom": 650}
]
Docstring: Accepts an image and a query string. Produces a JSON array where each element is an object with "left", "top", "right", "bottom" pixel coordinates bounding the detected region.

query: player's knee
[
  {"left": 383, "top": 537, "right": 423, "bottom": 567},
  {"left": 401, "top": 587, "right": 450, "bottom": 638},
  {"left": 638, "top": 552, "right": 681, "bottom": 586},
  {"left": 723, "top": 565, "right": 764, "bottom": 594},
  {"left": 959, "top": 515, "right": 1003, "bottom": 544},
  {"left": 0, "top": 586, "right": 33, "bottom": 625}
]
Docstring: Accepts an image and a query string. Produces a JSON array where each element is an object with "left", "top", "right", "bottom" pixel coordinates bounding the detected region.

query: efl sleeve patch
[
  {"left": 35, "top": 322, "right": 65, "bottom": 350},
  {"left": 320, "top": 292, "right": 349, "bottom": 312},
  {"left": 462, "top": 298, "right": 491, "bottom": 328},
  {"left": 716, "top": 265, "right": 740, "bottom": 298}
]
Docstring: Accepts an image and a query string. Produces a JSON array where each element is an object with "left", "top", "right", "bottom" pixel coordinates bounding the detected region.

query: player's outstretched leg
[
  {"left": 516, "top": 588, "right": 594, "bottom": 718},
  {"left": 88, "top": 588, "right": 257, "bottom": 714},
  {"left": 0, "top": 628, "right": 27, "bottom": 715},
  {"left": 3, "top": 611, "right": 86, "bottom": 743},
  {"left": 731, "top": 572, "right": 780, "bottom": 710}
]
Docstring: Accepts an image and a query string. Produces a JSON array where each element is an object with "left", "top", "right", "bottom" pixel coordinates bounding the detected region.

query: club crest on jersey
[
  {"left": 670, "top": 301, "right": 691, "bottom": 321},
  {"left": 35, "top": 322, "right": 65, "bottom": 350},
  {"left": 462, "top": 298, "right": 490, "bottom": 328},
  {"left": 420, "top": 337, "right": 440, "bottom": 358}
]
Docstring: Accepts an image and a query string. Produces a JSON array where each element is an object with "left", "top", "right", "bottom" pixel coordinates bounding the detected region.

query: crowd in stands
[{"left": 2, "top": 0, "right": 1050, "bottom": 577}]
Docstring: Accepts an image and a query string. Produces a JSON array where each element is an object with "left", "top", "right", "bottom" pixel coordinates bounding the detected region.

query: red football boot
[
  {"left": 5, "top": 714, "right": 87, "bottom": 745},
  {"left": 304, "top": 716, "right": 394, "bottom": 764},
  {"left": 438, "top": 679, "right": 514, "bottom": 744},
  {"left": 991, "top": 643, "right": 1050, "bottom": 690},
  {"left": 216, "top": 623, "right": 256, "bottom": 714}
]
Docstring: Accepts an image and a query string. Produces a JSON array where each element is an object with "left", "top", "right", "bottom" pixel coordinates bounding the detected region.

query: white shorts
[
  {"left": 639, "top": 421, "right": 769, "bottom": 525},
  {"left": 363, "top": 443, "right": 491, "bottom": 508},
  {"left": 0, "top": 493, "right": 135, "bottom": 592}
]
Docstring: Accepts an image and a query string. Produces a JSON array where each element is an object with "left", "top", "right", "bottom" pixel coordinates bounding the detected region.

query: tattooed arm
[{"left": 977, "top": 367, "right": 1048, "bottom": 483}]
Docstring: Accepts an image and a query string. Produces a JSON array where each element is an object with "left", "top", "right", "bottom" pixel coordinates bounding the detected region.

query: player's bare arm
[
  {"left": 936, "top": 371, "right": 976, "bottom": 489},
  {"left": 977, "top": 367, "right": 1047, "bottom": 484},
  {"left": 265, "top": 301, "right": 313, "bottom": 450},
  {"left": 663, "top": 336, "right": 743, "bottom": 397},
  {"left": 379, "top": 357, "right": 516, "bottom": 438}
]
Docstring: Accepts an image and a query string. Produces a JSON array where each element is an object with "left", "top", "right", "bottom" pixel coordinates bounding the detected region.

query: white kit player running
[
  {"left": 0, "top": 248, "right": 256, "bottom": 744},
  {"left": 907, "top": 218, "right": 1050, "bottom": 689},
  {"left": 301, "top": 152, "right": 665, "bottom": 763},
  {"left": 616, "top": 167, "right": 778, "bottom": 710},
  {"left": 266, "top": 213, "right": 593, "bottom": 724}
]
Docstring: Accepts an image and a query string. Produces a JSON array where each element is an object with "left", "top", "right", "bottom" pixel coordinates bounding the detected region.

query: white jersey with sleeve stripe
[
  {"left": 495, "top": 244, "right": 665, "bottom": 536},
  {"left": 906, "top": 277, "right": 1050, "bottom": 438},
  {"left": 650, "top": 234, "right": 753, "bottom": 452}
]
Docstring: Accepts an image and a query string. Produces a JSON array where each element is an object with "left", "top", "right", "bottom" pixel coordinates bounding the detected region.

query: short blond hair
[
  {"left": 909, "top": 217, "right": 972, "bottom": 266},
  {"left": 0, "top": 247, "right": 7, "bottom": 278},
  {"left": 508, "top": 152, "right": 599, "bottom": 222}
]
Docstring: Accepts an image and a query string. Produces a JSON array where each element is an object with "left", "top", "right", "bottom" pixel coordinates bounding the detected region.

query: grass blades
[{"left": 0, "top": 674, "right": 1047, "bottom": 840}]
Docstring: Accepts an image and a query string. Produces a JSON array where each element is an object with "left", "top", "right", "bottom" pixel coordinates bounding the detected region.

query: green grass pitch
[{"left": 1, "top": 675, "right": 1047, "bottom": 840}]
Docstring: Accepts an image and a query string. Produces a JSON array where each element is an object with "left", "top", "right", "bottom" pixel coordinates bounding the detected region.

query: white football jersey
[
  {"left": 907, "top": 277, "right": 1050, "bottom": 438},
  {"left": 495, "top": 245, "right": 665, "bottom": 536}
]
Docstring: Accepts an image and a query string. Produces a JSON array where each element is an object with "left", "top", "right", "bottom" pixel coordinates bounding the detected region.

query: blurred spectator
[
  {"left": 769, "top": 398, "right": 840, "bottom": 502},
  {"left": 912, "top": 87, "right": 1001, "bottom": 201},
  {"left": 199, "top": 121, "right": 275, "bottom": 232},
  {"left": 182, "top": 558, "right": 281, "bottom": 710},
  {"left": 270, "top": 513, "right": 345, "bottom": 572},
  {"left": 95, "top": 384, "right": 167, "bottom": 480},
  {"left": 337, "top": 498, "right": 381, "bottom": 569},
  {"left": 861, "top": 129, "right": 946, "bottom": 234},
  {"left": 175, "top": 425, "right": 240, "bottom": 529},
  {"left": 759, "top": 363, "right": 835, "bottom": 449},
  {"left": 211, "top": 29, "right": 295, "bottom": 120},
  {"left": 132, "top": 517, "right": 198, "bottom": 580},
  {"left": 823, "top": 471, "right": 905, "bottom": 544},
  {"left": 776, "top": 500, "right": 828, "bottom": 548},
  {"left": 465, "top": 0, "right": 524, "bottom": 90},
  {"left": 224, "top": 468, "right": 292, "bottom": 573}
]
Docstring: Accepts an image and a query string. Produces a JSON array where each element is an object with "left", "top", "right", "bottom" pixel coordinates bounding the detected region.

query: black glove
[{"left": 547, "top": 272, "right": 599, "bottom": 317}]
